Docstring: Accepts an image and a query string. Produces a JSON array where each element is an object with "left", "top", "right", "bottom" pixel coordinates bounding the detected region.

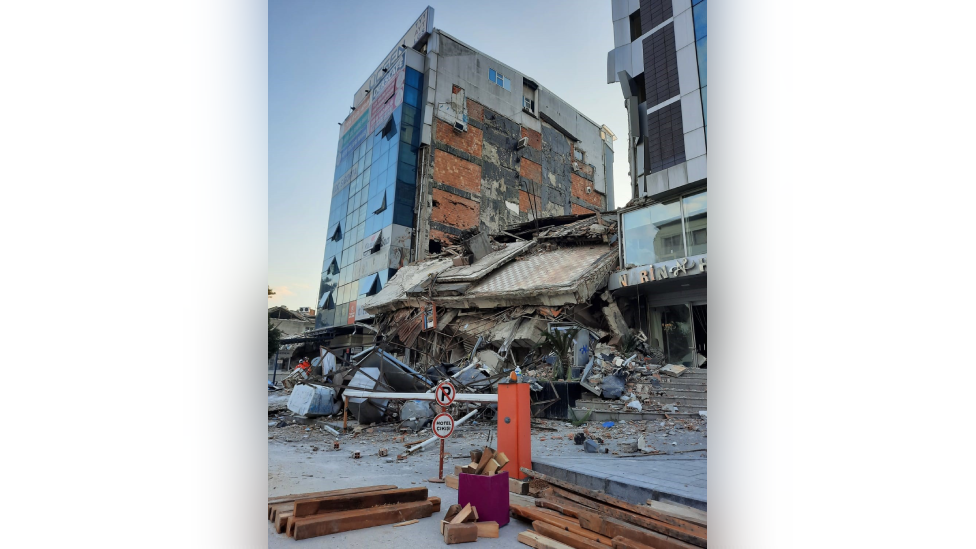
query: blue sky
[{"left": 269, "top": 0, "right": 629, "bottom": 310}]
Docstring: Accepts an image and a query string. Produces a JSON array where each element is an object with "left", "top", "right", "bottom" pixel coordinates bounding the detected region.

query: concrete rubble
[{"left": 270, "top": 213, "right": 706, "bottom": 460}]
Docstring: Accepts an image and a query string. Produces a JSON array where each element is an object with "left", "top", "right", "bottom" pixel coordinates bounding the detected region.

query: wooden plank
[
  {"left": 291, "top": 500, "right": 433, "bottom": 540},
  {"left": 444, "top": 522, "right": 478, "bottom": 544},
  {"left": 428, "top": 496, "right": 441, "bottom": 512},
  {"left": 577, "top": 511, "right": 700, "bottom": 549},
  {"left": 268, "top": 484, "right": 398, "bottom": 507},
  {"left": 494, "top": 451, "right": 510, "bottom": 468},
  {"left": 551, "top": 488, "right": 706, "bottom": 548},
  {"left": 476, "top": 521, "right": 500, "bottom": 538},
  {"left": 275, "top": 511, "right": 292, "bottom": 534},
  {"left": 484, "top": 458, "right": 502, "bottom": 475},
  {"left": 518, "top": 531, "right": 576, "bottom": 549},
  {"left": 445, "top": 474, "right": 459, "bottom": 490},
  {"left": 269, "top": 502, "right": 293, "bottom": 523},
  {"left": 475, "top": 447, "right": 495, "bottom": 474},
  {"left": 393, "top": 519, "right": 419, "bottom": 527},
  {"left": 533, "top": 520, "right": 608, "bottom": 549},
  {"left": 450, "top": 503, "right": 475, "bottom": 524},
  {"left": 510, "top": 477, "right": 530, "bottom": 495},
  {"left": 645, "top": 501, "right": 707, "bottom": 527},
  {"left": 521, "top": 469, "right": 706, "bottom": 539},
  {"left": 515, "top": 504, "right": 612, "bottom": 546},
  {"left": 611, "top": 537, "right": 656, "bottom": 549},
  {"left": 444, "top": 504, "right": 462, "bottom": 522},
  {"left": 293, "top": 487, "right": 428, "bottom": 518}
]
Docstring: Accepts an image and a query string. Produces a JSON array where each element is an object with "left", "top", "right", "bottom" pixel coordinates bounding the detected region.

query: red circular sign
[
  {"left": 434, "top": 381, "right": 456, "bottom": 407},
  {"left": 433, "top": 412, "right": 455, "bottom": 439}
]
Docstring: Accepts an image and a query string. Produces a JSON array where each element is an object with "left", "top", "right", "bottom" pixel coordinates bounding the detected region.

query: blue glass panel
[
  {"left": 406, "top": 67, "right": 422, "bottom": 90},
  {"left": 693, "top": 0, "right": 706, "bottom": 40},
  {"left": 697, "top": 36, "right": 707, "bottom": 88},
  {"left": 404, "top": 87, "right": 419, "bottom": 108},
  {"left": 393, "top": 203, "right": 414, "bottom": 226},
  {"left": 381, "top": 207, "right": 394, "bottom": 227},
  {"left": 489, "top": 68, "right": 496, "bottom": 82}
]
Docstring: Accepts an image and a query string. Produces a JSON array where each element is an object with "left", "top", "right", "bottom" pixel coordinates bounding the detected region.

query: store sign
[
  {"left": 610, "top": 254, "right": 707, "bottom": 291},
  {"left": 347, "top": 299, "right": 357, "bottom": 325},
  {"left": 368, "top": 68, "right": 405, "bottom": 133}
]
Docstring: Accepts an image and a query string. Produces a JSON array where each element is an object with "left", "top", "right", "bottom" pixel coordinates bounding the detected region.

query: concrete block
[{"left": 667, "top": 163, "right": 688, "bottom": 190}]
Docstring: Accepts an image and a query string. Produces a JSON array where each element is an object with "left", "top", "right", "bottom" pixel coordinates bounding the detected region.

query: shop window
[{"left": 621, "top": 199, "right": 683, "bottom": 266}]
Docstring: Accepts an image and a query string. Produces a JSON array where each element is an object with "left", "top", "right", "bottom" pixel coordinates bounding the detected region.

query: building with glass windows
[
  {"left": 606, "top": 0, "right": 707, "bottom": 367},
  {"left": 316, "top": 7, "right": 617, "bottom": 330}
]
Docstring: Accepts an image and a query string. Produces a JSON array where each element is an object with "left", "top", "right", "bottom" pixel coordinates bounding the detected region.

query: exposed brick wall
[
  {"left": 520, "top": 158, "right": 542, "bottom": 183},
  {"left": 429, "top": 228, "right": 457, "bottom": 245},
  {"left": 435, "top": 119, "right": 483, "bottom": 157},
  {"left": 432, "top": 150, "right": 482, "bottom": 194},
  {"left": 520, "top": 126, "right": 541, "bottom": 150},
  {"left": 571, "top": 173, "right": 602, "bottom": 208},
  {"left": 572, "top": 203, "right": 596, "bottom": 215},
  {"left": 431, "top": 188, "right": 479, "bottom": 228},
  {"left": 466, "top": 98, "right": 484, "bottom": 122},
  {"left": 519, "top": 190, "right": 540, "bottom": 213}
]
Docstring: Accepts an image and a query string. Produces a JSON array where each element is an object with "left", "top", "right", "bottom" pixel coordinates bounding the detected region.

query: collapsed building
[{"left": 282, "top": 211, "right": 705, "bottom": 430}]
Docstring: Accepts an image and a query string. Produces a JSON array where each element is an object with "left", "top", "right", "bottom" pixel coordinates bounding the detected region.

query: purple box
[{"left": 457, "top": 471, "right": 510, "bottom": 526}]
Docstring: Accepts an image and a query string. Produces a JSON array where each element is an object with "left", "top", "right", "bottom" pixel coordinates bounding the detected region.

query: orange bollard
[{"left": 497, "top": 382, "right": 531, "bottom": 480}]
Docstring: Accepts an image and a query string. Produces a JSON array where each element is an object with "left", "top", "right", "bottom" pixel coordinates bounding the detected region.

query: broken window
[
  {"left": 574, "top": 148, "right": 585, "bottom": 162},
  {"left": 326, "top": 257, "right": 339, "bottom": 275},
  {"left": 629, "top": 11, "right": 643, "bottom": 42},
  {"left": 373, "top": 193, "right": 387, "bottom": 215},
  {"left": 318, "top": 290, "right": 335, "bottom": 310},
  {"left": 329, "top": 223, "right": 342, "bottom": 241}
]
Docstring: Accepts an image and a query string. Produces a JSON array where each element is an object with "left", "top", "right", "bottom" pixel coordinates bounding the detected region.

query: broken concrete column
[{"left": 601, "top": 291, "right": 630, "bottom": 337}]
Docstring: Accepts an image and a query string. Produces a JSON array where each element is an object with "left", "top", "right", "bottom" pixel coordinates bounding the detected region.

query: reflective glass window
[
  {"left": 682, "top": 191, "right": 707, "bottom": 256},
  {"left": 622, "top": 200, "right": 684, "bottom": 266}
]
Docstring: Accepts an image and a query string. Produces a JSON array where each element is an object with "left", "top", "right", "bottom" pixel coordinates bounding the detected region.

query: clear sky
[{"left": 269, "top": 0, "right": 629, "bottom": 311}]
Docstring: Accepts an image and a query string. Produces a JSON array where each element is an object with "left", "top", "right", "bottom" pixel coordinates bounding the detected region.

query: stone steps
[{"left": 570, "top": 409, "right": 703, "bottom": 422}]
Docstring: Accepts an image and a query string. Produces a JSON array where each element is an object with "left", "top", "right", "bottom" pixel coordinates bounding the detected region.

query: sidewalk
[{"left": 531, "top": 454, "right": 707, "bottom": 511}]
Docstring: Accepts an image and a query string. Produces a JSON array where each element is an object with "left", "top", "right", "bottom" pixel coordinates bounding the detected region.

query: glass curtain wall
[
  {"left": 621, "top": 189, "right": 707, "bottom": 267},
  {"left": 693, "top": 0, "right": 706, "bottom": 137},
  {"left": 317, "top": 68, "right": 424, "bottom": 328}
]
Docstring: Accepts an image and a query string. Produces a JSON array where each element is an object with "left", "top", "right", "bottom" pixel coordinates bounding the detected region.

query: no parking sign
[{"left": 434, "top": 381, "right": 456, "bottom": 407}]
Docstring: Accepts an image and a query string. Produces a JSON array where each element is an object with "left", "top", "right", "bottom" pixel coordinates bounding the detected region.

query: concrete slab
[{"left": 532, "top": 455, "right": 707, "bottom": 511}]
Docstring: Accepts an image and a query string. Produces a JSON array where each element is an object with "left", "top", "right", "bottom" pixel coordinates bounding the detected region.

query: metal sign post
[
  {"left": 430, "top": 380, "right": 456, "bottom": 482},
  {"left": 430, "top": 411, "right": 455, "bottom": 482}
]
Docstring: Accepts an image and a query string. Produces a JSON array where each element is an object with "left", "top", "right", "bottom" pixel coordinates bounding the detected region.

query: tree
[
  {"left": 269, "top": 320, "right": 283, "bottom": 360},
  {"left": 268, "top": 287, "right": 276, "bottom": 298},
  {"left": 535, "top": 327, "right": 580, "bottom": 381}
]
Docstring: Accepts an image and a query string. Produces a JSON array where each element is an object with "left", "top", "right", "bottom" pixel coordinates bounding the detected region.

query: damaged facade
[
  {"left": 315, "top": 6, "right": 616, "bottom": 330},
  {"left": 605, "top": 0, "right": 707, "bottom": 367}
]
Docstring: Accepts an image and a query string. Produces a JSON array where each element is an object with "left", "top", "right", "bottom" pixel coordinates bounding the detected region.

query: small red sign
[{"left": 434, "top": 381, "right": 456, "bottom": 407}]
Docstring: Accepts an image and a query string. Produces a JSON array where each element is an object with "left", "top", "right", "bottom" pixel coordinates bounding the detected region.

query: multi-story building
[
  {"left": 606, "top": 0, "right": 707, "bottom": 367},
  {"left": 316, "top": 7, "right": 616, "bottom": 330}
]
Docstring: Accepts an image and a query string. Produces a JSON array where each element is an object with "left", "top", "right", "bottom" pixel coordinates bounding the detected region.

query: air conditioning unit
[
  {"left": 516, "top": 136, "right": 528, "bottom": 150},
  {"left": 586, "top": 186, "right": 593, "bottom": 194},
  {"left": 453, "top": 120, "right": 466, "bottom": 132},
  {"left": 573, "top": 161, "right": 580, "bottom": 170}
]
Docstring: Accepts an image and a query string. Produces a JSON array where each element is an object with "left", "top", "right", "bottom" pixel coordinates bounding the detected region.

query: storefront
[{"left": 609, "top": 188, "right": 707, "bottom": 367}]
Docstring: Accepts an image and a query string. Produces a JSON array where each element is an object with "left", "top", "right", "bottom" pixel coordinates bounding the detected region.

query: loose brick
[
  {"left": 572, "top": 173, "right": 602, "bottom": 207},
  {"left": 433, "top": 152, "right": 482, "bottom": 194},
  {"left": 432, "top": 188, "right": 479, "bottom": 229},
  {"left": 429, "top": 229, "right": 457, "bottom": 245},
  {"left": 520, "top": 158, "right": 542, "bottom": 183},
  {"left": 435, "top": 119, "right": 483, "bottom": 158}
]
